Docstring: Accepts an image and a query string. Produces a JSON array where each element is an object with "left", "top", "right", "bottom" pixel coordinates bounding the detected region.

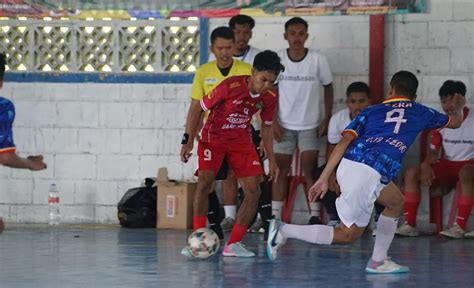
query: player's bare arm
[
  {"left": 326, "top": 143, "right": 336, "bottom": 162},
  {"left": 195, "top": 112, "right": 205, "bottom": 141},
  {"left": 181, "top": 99, "right": 204, "bottom": 163},
  {"left": 309, "top": 133, "right": 354, "bottom": 201},
  {"left": 420, "top": 146, "right": 440, "bottom": 186},
  {"left": 262, "top": 123, "right": 279, "bottom": 182},
  {"left": 319, "top": 83, "right": 334, "bottom": 136},
  {"left": 325, "top": 142, "right": 339, "bottom": 193},
  {"left": 272, "top": 105, "right": 283, "bottom": 142},
  {"left": 0, "top": 153, "right": 47, "bottom": 171}
]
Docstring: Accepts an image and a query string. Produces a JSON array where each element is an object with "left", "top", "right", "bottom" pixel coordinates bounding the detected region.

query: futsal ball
[{"left": 188, "top": 228, "right": 220, "bottom": 258}]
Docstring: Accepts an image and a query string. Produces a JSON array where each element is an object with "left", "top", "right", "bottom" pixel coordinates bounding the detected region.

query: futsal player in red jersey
[{"left": 180, "top": 50, "right": 284, "bottom": 257}]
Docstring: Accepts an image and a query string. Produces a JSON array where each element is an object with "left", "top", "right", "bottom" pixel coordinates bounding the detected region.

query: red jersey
[{"left": 200, "top": 75, "right": 277, "bottom": 144}]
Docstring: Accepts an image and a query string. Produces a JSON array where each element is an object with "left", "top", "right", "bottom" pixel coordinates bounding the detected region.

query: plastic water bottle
[{"left": 48, "top": 183, "right": 60, "bottom": 226}]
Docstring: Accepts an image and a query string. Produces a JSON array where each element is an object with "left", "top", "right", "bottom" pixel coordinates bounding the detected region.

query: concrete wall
[
  {"left": 0, "top": 83, "right": 194, "bottom": 223},
  {"left": 1, "top": 0, "right": 473, "bottom": 224}
]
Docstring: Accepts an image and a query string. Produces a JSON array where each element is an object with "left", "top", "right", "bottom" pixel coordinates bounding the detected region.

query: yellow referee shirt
[{"left": 191, "top": 59, "right": 252, "bottom": 101}]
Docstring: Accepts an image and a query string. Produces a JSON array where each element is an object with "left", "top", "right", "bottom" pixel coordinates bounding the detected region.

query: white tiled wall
[
  {"left": 0, "top": 83, "right": 193, "bottom": 223},
  {"left": 1, "top": 0, "right": 473, "bottom": 224}
]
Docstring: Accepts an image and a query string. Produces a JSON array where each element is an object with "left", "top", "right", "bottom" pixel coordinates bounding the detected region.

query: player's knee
[
  {"left": 458, "top": 166, "right": 473, "bottom": 186},
  {"left": 341, "top": 230, "right": 357, "bottom": 244},
  {"left": 301, "top": 158, "right": 316, "bottom": 171},
  {"left": 335, "top": 227, "right": 358, "bottom": 244},
  {"left": 388, "top": 193, "right": 405, "bottom": 213},
  {"left": 196, "top": 174, "right": 214, "bottom": 193},
  {"left": 244, "top": 186, "right": 261, "bottom": 200},
  {"left": 395, "top": 195, "right": 405, "bottom": 212},
  {"left": 404, "top": 167, "right": 419, "bottom": 184},
  {"left": 276, "top": 158, "right": 292, "bottom": 173},
  {"left": 277, "top": 166, "right": 290, "bottom": 175}
]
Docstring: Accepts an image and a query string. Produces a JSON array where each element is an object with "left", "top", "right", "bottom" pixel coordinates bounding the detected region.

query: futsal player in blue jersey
[
  {"left": 0, "top": 54, "right": 47, "bottom": 233},
  {"left": 267, "top": 71, "right": 465, "bottom": 274}
]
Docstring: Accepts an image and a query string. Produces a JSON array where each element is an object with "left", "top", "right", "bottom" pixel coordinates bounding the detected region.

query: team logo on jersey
[
  {"left": 255, "top": 102, "right": 264, "bottom": 110},
  {"left": 230, "top": 82, "right": 241, "bottom": 89},
  {"left": 205, "top": 78, "right": 218, "bottom": 85},
  {"left": 207, "top": 91, "right": 216, "bottom": 100}
]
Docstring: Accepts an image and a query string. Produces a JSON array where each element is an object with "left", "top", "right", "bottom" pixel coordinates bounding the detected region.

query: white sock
[
  {"left": 372, "top": 214, "right": 399, "bottom": 262},
  {"left": 281, "top": 223, "right": 334, "bottom": 245},
  {"left": 224, "top": 205, "right": 236, "bottom": 220},
  {"left": 309, "top": 202, "right": 320, "bottom": 217},
  {"left": 272, "top": 201, "right": 283, "bottom": 220}
]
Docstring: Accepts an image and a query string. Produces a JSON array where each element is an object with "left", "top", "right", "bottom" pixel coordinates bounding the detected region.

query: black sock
[
  {"left": 258, "top": 180, "right": 272, "bottom": 240},
  {"left": 374, "top": 202, "right": 385, "bottom": 222},
  {"left": 321, "top": 191, "right": 340, "bottom": 221},
  {"left": 207, "top": 190, "right": 224, "bottom": 240},
  {"left": 258, "top": 180, "right": 272, "bottom": 222}
]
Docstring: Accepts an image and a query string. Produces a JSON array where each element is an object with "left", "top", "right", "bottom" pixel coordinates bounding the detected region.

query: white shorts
[{"left": 335, "top": 158, "right": 386, "bottom": 228}]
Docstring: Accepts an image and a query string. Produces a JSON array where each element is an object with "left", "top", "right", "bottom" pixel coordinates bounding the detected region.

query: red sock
[
  {"left": 456, "top": 195, "right": 473, "bottom": 230},
  {"left": 193, "top": 215, "right": 207, "bottom": 230},
  {"left": 404, "top": 191, "right": 421, "bottom": 227},
  {"left": 227, "top": 223, "right": 248, "bottom": 245}
]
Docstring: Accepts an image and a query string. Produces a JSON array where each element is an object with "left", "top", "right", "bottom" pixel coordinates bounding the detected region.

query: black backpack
[{"left": 117, "top": 178, "right": 157, "bottom": 228}]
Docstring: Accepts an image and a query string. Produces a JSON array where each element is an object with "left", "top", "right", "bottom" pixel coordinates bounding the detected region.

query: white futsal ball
[{"left": 188, "top": 228, "right": 220, "bottom": 258}]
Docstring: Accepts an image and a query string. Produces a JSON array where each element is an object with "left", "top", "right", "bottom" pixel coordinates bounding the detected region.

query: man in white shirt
[
  {"left": 272, "top": 17, "right": 334, "bottom": 224},
  {"left": 396, "top": 80, "right": 474, "bottom": 238},
  {"left": 209, "top": 15, "right": 261, "bottom": 65}
]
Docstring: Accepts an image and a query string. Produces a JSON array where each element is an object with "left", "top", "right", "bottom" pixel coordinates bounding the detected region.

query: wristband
[{"left": 181, "top": 133, "right": 190, "bottom": 145}]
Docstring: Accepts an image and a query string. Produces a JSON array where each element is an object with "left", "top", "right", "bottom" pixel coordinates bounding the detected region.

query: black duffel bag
[{"left": 117, "top": 178, "right": 157, "bottom": 228}]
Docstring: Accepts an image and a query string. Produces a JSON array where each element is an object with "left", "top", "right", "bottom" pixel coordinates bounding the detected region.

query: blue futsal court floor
[{"left": 1, "top": 225, "right": 473, "bottom": 287}]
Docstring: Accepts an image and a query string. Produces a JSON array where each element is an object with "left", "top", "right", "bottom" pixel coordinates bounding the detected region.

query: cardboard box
[{"left": 156, "top": 167, "right": 196, "bottom": 229}]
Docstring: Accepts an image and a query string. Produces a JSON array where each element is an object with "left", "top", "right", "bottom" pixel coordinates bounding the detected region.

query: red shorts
[
  {"left": 197, "top": 141, "right": 263, "bottom": 178},
  {"left": 431, "top": 159, "right": 474, "bottom": 188}
]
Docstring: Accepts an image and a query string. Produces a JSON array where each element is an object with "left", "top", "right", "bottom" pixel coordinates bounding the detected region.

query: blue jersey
[
  {"left": 0, "top": 97, "right": 16, "bottom": 154},
  {"left": 343, "top": 96, "right": 449, "bottom": 184}
]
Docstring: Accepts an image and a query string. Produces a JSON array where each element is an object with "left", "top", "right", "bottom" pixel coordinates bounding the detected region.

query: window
[{"left": 0, "top": 18, "right": 201, "bottom": 73}]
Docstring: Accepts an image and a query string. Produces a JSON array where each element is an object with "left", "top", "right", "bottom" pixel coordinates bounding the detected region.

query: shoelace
[{"left": 233, "top": 242, "right": 246, "bottom": 248}]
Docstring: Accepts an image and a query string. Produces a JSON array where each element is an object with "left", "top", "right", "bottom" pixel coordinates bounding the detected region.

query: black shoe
[
  {"left": 309, "top": 216, "right": 322, "bottom": 225},
  {"left": 210, "top": 223, "right": 224, "bottom": 240}
]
